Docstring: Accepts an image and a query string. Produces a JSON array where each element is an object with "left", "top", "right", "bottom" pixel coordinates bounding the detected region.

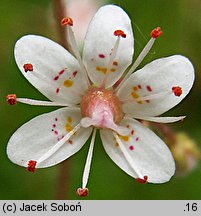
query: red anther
[
  {"left": 114, "top": 30, "right": 127, "bottom": 38},
  {"left": 7, "top": 94, "right": 17, "bottom": 105},
  {"left": 136, "top": 175, "right": 148, "bottom": 184},
  {"left": 172, "top": 86, "right": 182, "bottom": 97},
  {"left": 23, "top": 63, "right": 33, "bottom": 72},
  {"left": 27, "top": 160, "right": 37, "bottom": 173},
  {"left": 151, "top": 27, "right": 163, "bottom": 38},
  {"left": 76, "top": 188, "right": 89, "bottom": 197},
  {"left": 61, "top": 17, "right": 73, "bottom": 26}
]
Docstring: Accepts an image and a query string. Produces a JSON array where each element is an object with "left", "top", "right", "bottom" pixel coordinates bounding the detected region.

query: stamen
[
  {"left": 7, "top": 94, "right": 17, "bottom": 105},
  {"left": 131, "top": 116, "right": 186, "bottom": 123},
  {"left": 61, "top": 17, "right": 73, "bottom": 26},
  {"left": 76, "top": 188, "right": 89, "bottom": 197},
  {"left": 27, "top": 160, "right": 37, "bottom": 172},
  {"left": 66, "top": 24, "right": 90, "bottom": 86},
  {"left": 23, "top": 63, "right": 33, "bottom": 72},
  {"left": 101, "top": 30, "right": 126, "bottom": 87},
  {"left": 36, "top": 124, "right": 81, "bottom": 165},
  {"left": 101, "top": 37, "right": 120, "bottom": 87},
  {"left": 172, "top": 86, "right": 182, "bottom": 97},
  {"left": 114, "top": 30, "right": 127, "bottom": 38},
  {"left": 113, "top": 132, "right": 143, "bottom": 179},
  {"left": 121, "top": 91, "right": 170, "bottom": 104},
  {"left": 116, "top": 27, "right": 163, "bottom": 91},
  {"left": 151, "top": 27, "right": 163, "bottom": 38},
  {"left": 81, "top": 128, "right": 97, "bottom": 190},
  {"left": 136, "top": 175, "right": 148, "bottom": 184},
  {"left": 113, "top": 77, "right": 124, "bottom": 88},
  {"left": 16, "top": 98, "right": 72, "bottom": 107}
]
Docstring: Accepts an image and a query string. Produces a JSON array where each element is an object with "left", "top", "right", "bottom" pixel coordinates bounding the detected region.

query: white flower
[{"left": 7, "top": 5, "right": 194, "bottom": 196}]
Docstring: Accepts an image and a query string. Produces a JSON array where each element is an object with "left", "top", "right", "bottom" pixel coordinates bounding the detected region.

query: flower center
[
  {"left": 81, "top": 87, "right": 123, "bottom": 124},
  {"left": 80, "top": 87, "right": 128, "bottom": 135}
]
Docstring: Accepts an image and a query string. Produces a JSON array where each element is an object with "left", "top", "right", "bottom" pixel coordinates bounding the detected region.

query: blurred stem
[
  {"left": 53, "top": 0, "right": 71, "bottom": 200},
  {"left": 53, "top": 0, "right": 69, "bottom": 50}
]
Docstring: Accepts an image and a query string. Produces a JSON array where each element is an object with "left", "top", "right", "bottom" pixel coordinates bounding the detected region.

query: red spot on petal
[
  {"left": 136, "top": 137, "right": 139, "bottom": 142},
  {"left": 136, "top": 175, "right": 148, "bottom": 184},
  {"left": 54, "top": 130, "right": 58, "bottom": 135},
  {"left": 7, "top": 94, "right": 17, "bottom": 105},
  {"left": 27, "top": 160, "right": 37, "bottom": 173},
  {"left": 114, "top": 30, "right": 127, "bottom": 38},
  {"left": 54, "top": 76, "right": 59, "bottom": 81},
  {"left": 172, "top": 86, "right": 182, "bottom": 97},
  {"left": 56, "top": 88, "right": 60, "bottom": 93},
  {"left": 61, "top": 17, "right": 73, "bottom": 26},
  {"left": 129, "top": 145, "right": 134, "bottom": 151},
  {"left": 55, "top": 118, "right": 58, "bottom": 121},
  {"left": 23, "top": 63, "right": 33, "bottom": 72},
  {"left": 131, "top": 130, "right": 135, "bottom": 135},
  {"left": 99, "top": 54, "right": 105, "bottom": 58},
  {"left": 52, "top": 124, "right": 56, "bottom": 128},
  {"left": 59, "top": 69, "right": 65, "bottom": 75},
  {"left": 151, "top": 27, "right": 163, "bottom": 38},
  {"left": 146, "top": 85, "right": 152, "bottom": 92},
  {"left": 76, "top": 188, "right": 89, "bottom": 197},
  {"left": 73, "top": 71, "right": 78, "bottom": 77}
]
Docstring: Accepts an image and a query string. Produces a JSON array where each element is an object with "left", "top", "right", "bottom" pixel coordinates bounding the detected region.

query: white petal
[
  {"left": 117, "top": 55, "right": 195, "bottom": 116},
  {"left": 100, "top": 118, "right": 175, "bottom": 183},
  {"left": 133, "top": 116, "right": 186, "bottom": 123},
  {"left": 7, "top": 107, "right": 92, "bottom": 168},
  {"left": 83, "top": 5, "right": 134, "bottom": 88},
  {"left": 15, "top": 35, "right": 88, "bottom": 104}
]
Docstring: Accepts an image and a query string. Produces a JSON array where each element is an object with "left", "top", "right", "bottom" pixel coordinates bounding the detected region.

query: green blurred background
[{"left": 0, "top": 0, "right": 201, "bottom": 199}]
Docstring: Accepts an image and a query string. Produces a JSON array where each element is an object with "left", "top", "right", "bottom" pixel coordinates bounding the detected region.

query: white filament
[
  {"left": 116, "top": 37, "right": 156, "bottom": 91},
  {"left": 113, "top": 132, "right": 143, "bottom": 179},
  {"left": 101, "top": 37, "right": 121, "bottom": 87},
  {"left": 37, "top": 123, "right": 81, "bottom": 165},
  {"left": 129, "top": 116, "right": 186, "bottom": 123},
  {"left": 82, "top": 128, "right": 97, "bottom": 189},
  {"left": 67, "top": 26, "right": 91, "bottom": 86},
  {"left": 17, "top": 98, "right": 72, "bottom": 107}
]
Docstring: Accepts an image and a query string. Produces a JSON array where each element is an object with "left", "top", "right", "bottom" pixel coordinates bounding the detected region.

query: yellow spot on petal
[
  {"left": 133, "top": 86, "right": 138, "bottom": 91},
  {"left": 63, "top": 79, "right": 73, "bottom": 87},
  {"left": 115, "top": 142, "right": 119, "bottom": 147},
  {"left": 110, "top": 68, "right": 116, "bottom": 72},
  {"left": 96, "top": 66, "right": 108, "bottom": 74},
  {"left": 137, "top": 101, "right": 143, "bottom": 104},
  {"left": 67, "top": 116, "right": 72, "bottom": 124},
  {"left": 65, "top": 123, "right": 73, "bottom": 132},
  {"left": 131, "top": 92, "right": 139, "bottom": 99},
  {"left": 119, "top": 135, "right": 130, "bottom": 142}
]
